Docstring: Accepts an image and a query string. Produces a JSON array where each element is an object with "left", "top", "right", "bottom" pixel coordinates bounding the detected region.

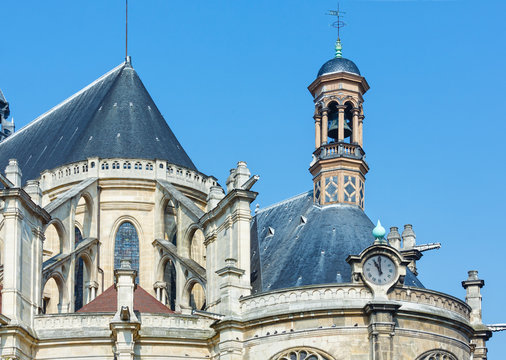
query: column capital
[
  {"left": 86, "top": 280, "right": 99, "bottom": 289},
  {"left": 153, "top": 281, "right": 167, "bottom": 289}
]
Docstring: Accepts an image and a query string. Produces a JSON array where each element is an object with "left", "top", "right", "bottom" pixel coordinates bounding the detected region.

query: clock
[{"left": 363, "top": 254, "right": 396, "bottom": 285}]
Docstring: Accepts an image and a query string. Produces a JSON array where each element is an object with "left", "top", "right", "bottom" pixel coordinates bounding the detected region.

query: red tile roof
[{"left": 77, "top": 285, "right": 174, "bottom": 314}]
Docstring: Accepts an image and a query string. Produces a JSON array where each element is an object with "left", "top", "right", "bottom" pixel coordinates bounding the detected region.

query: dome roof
[
  {"left": 250, "top": 191, "right": 424, "bottom": 294},
  {"left": 317, "top": 57, "right": 361, "bottom": 77}
]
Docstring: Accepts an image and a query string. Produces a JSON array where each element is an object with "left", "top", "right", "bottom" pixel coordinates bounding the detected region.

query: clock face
[{"left": 363, "top": 255, "right": 397, "bottom": 285}]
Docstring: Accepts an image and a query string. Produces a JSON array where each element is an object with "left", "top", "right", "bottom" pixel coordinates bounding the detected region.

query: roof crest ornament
[{"left": 327, "top": 4, "right": 346, "bottom": 58}]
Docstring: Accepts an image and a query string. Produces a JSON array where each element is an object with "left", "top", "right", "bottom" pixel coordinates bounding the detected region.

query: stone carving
[
  {"left": 271, "top": 347, "right": 334, "bottom": 360},
  {"left": 416, "top": 350, "right": 457, "bottom": 360}
]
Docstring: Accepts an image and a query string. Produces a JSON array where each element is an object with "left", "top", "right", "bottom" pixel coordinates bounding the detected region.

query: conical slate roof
[{"left": 0, "top": 61, "right": 196, "bottom": 183}]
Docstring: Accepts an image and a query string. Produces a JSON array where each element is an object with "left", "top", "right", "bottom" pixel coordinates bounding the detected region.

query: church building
[{"left": 0, "top": 16, "right": 502, "bottom": 360}]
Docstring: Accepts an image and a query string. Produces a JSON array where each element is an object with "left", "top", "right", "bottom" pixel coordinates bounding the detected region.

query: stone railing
[
  {"left": 34, "top": 312, "right": 215, "bottom": 340},
  {"left": 39, "top": 157, "right": 217, "bottom": 195},
  {"left": 240, "top": 284, "right": 470, "bottom": 322},
  {"left": 314, "top": 142, "right": 364, "bottom": 160},
  {"left": 34, "top": 313, "right": 111, "bottom": 338},
  {"left": 389, "top": 287, "right": 471, "bottom": 320},
  {"left": 240, "top": 284, "right": 373, "bottom": 319},
  {"left": 140, "top": 313, "right": 215, "bottom": 332}
]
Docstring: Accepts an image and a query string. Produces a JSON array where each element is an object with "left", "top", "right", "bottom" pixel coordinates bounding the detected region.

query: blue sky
[{"left": 2, "top": 0, "right": 505, "bottom": 356}]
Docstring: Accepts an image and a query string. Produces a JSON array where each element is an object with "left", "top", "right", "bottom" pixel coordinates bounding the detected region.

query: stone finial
[
  {"left": 462, "top": 270, "right": 485, "bottom": 325},
  {"left": 372, "top": 220, "right": 387, "bottom": 244},
  {"left": 207, "top": 186, "right": 225, "bottom": 210},
  {"left": 25, "top": 180, "right": 42, "bottom": 206},
  {"left": 234, "top": 161, "right": 251, "bottom": 189},
  {"left": 226, "top": 169, "right": 236, "bottom": 193},
  {"left": 5, "top": 159, "right": 22, "bottom": 188},
  {"left": 401, "top": 224, "right": 416, "bottom": 249},
  {"left": 387, "top": 226, "right": 402, "bottom": 250}
]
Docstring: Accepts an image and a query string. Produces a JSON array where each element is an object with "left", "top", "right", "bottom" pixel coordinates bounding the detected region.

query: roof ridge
[
  {"left": 0, "top": 62, "right": 126, "bottom": 145},
  {"left": 256, "top": 190, "right": 312, "bottom": 214}
]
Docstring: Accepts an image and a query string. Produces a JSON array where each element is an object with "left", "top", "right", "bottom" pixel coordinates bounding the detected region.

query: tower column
[
  {"left": 359, "top": 114, "right": 365, "bottom": 147},
  {"left": 321, "top": 109, "right": 329, "bottom": 145},
  {"left": 314, "top": 114, "right": 322, "bottom": 148},
  {"left": 352, "top": 108, "right": 359, "bottom": 144},
  {"left": 337, "top": 105, "right": 345, "bottom": 141}
]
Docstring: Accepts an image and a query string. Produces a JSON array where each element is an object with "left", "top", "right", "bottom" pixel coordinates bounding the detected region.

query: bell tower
[{"left": 307, "top": 16, "right": 370, "bottom": 209}]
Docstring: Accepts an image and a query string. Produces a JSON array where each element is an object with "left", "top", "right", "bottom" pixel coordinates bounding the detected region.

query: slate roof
[
  {"left": 0, "top": 61, "right": 196, "bottom": 183},
  {"left": 250, "top": 191, "right": 423, "bottom": 294},
  {"left": 77, "top": 285, "right": 174, "bottom": 314},
  {"left": 317, "top": 57, "right": 361, "bottom": 77}
]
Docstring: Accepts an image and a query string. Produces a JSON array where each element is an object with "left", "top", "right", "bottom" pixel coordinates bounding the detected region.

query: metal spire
[
  {"left": 125, "top": 0, "right": 129, "bottom": 61},
  {"left": 327, "top": 4, "right": 346, "bottom": 58}
]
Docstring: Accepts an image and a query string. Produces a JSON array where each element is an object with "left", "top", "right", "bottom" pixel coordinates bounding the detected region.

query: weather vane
[{"left": 327, "top": 4, "right": 346, "bottom": 58}]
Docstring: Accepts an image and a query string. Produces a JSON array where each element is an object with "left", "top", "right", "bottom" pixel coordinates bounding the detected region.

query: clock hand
[
  {"left": 373, "top": 259, "right": 380, "bottom": 272},
  {"left": 377, "top": 256, "right": 383, "bottom": 275}
]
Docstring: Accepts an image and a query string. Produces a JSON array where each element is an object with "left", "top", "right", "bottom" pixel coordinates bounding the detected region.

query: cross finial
[{"left": 327, "top": 4, "right": 346, "bottom": 58}]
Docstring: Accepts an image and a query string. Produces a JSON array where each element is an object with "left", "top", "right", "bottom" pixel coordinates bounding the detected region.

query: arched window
[
  {"left": 74, "top": 227, "right": 85, "bottom": 311},
  {"left": 415, "top": 350, "right": 457, "bottom": 360},
  {"left": 114, "top": 222, "right": 140, "bottom": 282},
  {"left": 163, "top": 259, "right": 176, "bottom": 311},
  {"left": 271, "top": 348, "right": 334, "bottom": 360}
]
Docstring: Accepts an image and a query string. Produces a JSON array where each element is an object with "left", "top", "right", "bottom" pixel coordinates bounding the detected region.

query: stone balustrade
[
  {"left": 39, "top": 157, "right": 217, "bottom": 195},
  {"left": 314, "top": 142, "right": 364, "bottom": 160},
  {"left": 240, "top": 284, "right": 470, "bottom": 322},
  {"left": 34, "top": 313, "right": 215, "bottom": 340},
  {"left": 389, "top": 287, "right": 471, "bottom": 320}
]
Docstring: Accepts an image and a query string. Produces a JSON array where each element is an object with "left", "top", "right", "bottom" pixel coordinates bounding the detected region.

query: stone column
[
  {"left": 321, "top": 109, "right": 329, "bottom": 145},
  {"left": 463, "top": 270, "right": 484, "bottom": 325},
  {"left": 462, "top": 271, "right": 491, "bottom": 360},
  {"left": 110, "top": 259, "right": 140, "bottom": 360},
  {"left": 352, "top": 108, "right": 360, "bottom": 144},
  {"left": 32, "top": 227, "right": 45, "bottom": 318},
  {"left": 314, "top": 114, "right": 322, "bottom": 149},
  {"left": 2, "top": 204, "right": 24, "bottom": 324},
  {"left": 86, "top": 281, "right": 99, "bottom": 303},
  {"left": 365, "top": 302, "right": 401, "bottom": 360},
  {"left": 153, "top": 281, "right": 167, "bottom": 304},
  {"left": 337, "top": 105, "right": 346, "bottom": 141},
  {"left": 359, "top": 114, "right": 365, "bottom": 147}
]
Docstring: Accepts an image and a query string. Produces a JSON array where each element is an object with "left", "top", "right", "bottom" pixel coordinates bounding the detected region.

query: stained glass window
[
  {"left": 74, "top": 227, "right": 84, "bottom": 311},
  {"left": 271, "top": 348, "right": 333, "bottom": 360},
  {"left": 114, "top": 222, "right": 140, "bottom": 283},
  {"left": 163, "top": 259, "right": 176, "bottom": 311}
]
